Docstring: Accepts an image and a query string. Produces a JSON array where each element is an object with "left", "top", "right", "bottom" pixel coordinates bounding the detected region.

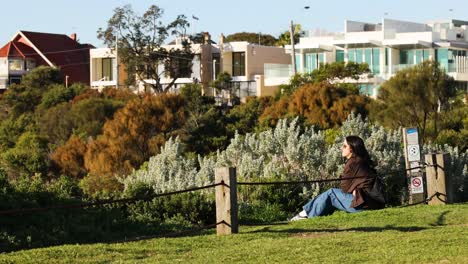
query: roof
[
  {"left": 0, "top": 30, "right": 95, "bottom": 85},
  {"left": 19, "top": 31, "right": 84, "bottom": 54},
  {"left": 0, "top": 41, "right": 37, "bottom": 58}
]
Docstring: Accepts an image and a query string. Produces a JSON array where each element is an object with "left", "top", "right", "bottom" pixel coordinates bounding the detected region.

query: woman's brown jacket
[{"left": 340, "top": 156, "right": 382, "bottom": 209}]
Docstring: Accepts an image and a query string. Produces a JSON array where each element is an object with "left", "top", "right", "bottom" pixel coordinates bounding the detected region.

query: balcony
[
  {"left": 0, "top": 78, "right": 7, "bottom": 89},
  {"left": 381, "top": 56, "right": 468, "bottom": 81},
  {"left": 446, "top": 56, "right": 468, "bottom": 81},
  {"left": 91, "top": 76, "right": 116, "bottom": 88},
  {"left": 264, "top": 63, "right": 291, "bottom": 86},
  {"left": 264, "top": 63, "right": 291, "bottom": 78}
]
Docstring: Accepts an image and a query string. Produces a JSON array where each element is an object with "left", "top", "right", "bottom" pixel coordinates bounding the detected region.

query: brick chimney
[
  {"left": 70, "top": 33, "right": 77, "bottom": 41},
  {"left": 219, "top": 33, "right": 225, "bottom": 46},
  {"left": 204, "top": 32, "right": 211, "bottom": 44}
]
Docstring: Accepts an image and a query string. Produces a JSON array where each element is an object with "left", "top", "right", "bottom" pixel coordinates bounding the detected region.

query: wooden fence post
[
  {"left": 215, "top": 167, "right": 238, "bottom": 235},
  {"left": 425, "top": 153, "right": 452, "bottom": 205}
]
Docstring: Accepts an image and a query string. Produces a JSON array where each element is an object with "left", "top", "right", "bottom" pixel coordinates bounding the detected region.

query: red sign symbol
[{"left": 412, "top": 178, "right": 421, "bottom": 187}]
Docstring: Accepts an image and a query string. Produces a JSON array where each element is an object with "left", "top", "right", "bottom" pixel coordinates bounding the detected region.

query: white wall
[
  {"left": 0, "top": 58, "right": 7, "bottom": 77},
  {"left": 383, "top": 19, "right": 429, "bottom": 39},
  {"left": 345, "top": 21, "right": 367, "bottom": 32},
  {"left": 90, "top": 48, "right": 115, "bottom": 58}
]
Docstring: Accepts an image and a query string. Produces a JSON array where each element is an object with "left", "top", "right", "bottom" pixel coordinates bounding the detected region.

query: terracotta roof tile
[{"left": 1, "top": 30, "right": 95, "bottom": 85}]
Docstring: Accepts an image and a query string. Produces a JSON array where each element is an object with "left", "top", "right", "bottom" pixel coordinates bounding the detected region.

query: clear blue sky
[{"left": 1, "top": 0, "right": 468, "bottom": 47}]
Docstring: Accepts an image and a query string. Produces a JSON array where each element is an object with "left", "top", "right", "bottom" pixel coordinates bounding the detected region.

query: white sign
[
  {"left": 409, "top": 161, "right": 422, "bottom": 173},
  {"left": 411, "top": 176, "right": 424, "bottom": 194},
  {"left": 406, "top": 128, "right": 419, "bottom": 145},
  {"left": 407, "top": 144, "right": 420, "bottom": 162}
]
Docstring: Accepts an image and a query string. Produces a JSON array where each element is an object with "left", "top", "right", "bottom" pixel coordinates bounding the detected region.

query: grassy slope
[{"left": 1, "top": 203, "right": 467, "bottom": 264}]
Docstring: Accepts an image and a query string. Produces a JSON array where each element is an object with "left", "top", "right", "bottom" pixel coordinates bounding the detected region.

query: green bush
[
  {"left": 0, "top": 172, "right": 161, "bottom": 252},
  {"left": 1, "top": 132, "right": 49, "bottom": 176},
  {"left": 124, "top": 184, "right": 215, "bottom": 227}
]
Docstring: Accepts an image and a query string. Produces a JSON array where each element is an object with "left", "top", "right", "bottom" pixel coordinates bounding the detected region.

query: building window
[
  {"left": 400, "top": 49, "right": 416, "bottom": 65},
  {"left": 348, "top": 48, "right": 380, "bottom": 73},
  {"left": 436, "top": 48, "right": 449, "bottom": 70},
  {"left": 372, "top": 49, "right": 380, "bottom": 74},
  {"left": 305, "top": 53, "right": 316, "bottom": 72},
  {"left": 212, "top": 53, "right": 221, "bottom": 80},
  {"left": 9, "top": 77, "right": 21, "bottom": 85},
  {"left": 232, "top": 52, "right": 245, "bottom": 76},
  {"left": 436, "top": 49, "right": 466, "bottom": 73},
  {"left": 336, "top": 50, "right": 345, "bottom": 62},
  {"left": 304, "top": 53, "right": 325, "bottom": 72},
  {"left": 400, "top": 50, "right": 408, "bottom": 64},
  {"left": 26, "top": 59, "right": 36, "bottom": 71},
  {"left": 8, "top": 59, "right": 23, "bottom": 71},
  {"left": 358, "top": 83, "right": 375, "bottom": 96},
  {"left": 401, "top": 49, "right": 431, "bottom": 66},
  {"left": 364, "top": 48, "right": 372, "bottom": 67},
  {"left": 318, "top": 53, "right": 325, "bottom": 65},
  {"left": 295, "top": 53, "right": 302, "bottom": 72},
  {"left": 179, "top": 55, "right": 194, "bottom": 78},
  {"left": 355, "top": 49, "right": 363, "bottom": 63},
  {"left": 102, "top": 58, "right": 113, "bottom": 81},
  {"left": 348, "top": 49, "right": 356, "bottom": 62},
  {"left": 385, "top": 48, "right": 389, "bottom": 66}
]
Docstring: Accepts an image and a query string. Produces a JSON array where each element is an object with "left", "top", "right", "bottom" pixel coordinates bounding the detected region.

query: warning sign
[{"left": 411, "top": 176, "right": 424, "bottom": 194}]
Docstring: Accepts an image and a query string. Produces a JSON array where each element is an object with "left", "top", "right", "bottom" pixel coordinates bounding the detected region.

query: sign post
[{"left": 403, "top": 128, "right": 425, "bottom": 204}]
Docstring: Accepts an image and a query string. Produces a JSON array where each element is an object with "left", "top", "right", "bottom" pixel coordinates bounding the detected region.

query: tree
[
  {"left": 1, "top": 66, "right": 63, "bottom": 117},
  {"left": 276, "top": 24, "right": 302, "bottom": 47},
  {"left": 211, "top": 72, "right": 232, "bottom": 92},
  {"left": 38, "top": 97, "right": 125, "bottom": 150},
  {"left": 211, "top": 72, "right": 240, "bottom": 106},
  {"left": 50, "top": 135, "right": 88, "bottom": 178},
  {"left": 168, "top": 84, "right": 226, "bottom": 155},
  {"left": 38, "top": 102, "right": 73, "bottom": 148},
  {"left": 1, "top": 132, "right": 49, "bottom": 177},
  {"left": 38, "top": 83, "right": 86, "bottom": 110},
  {"left": 277, "top": 62, "right": 371, "bottom": 98},
  {"left": 432, "top": 99, "right": 468, "bottom": 150},
  {"left": 225, "top": 32, "right": 277, "bottom": 46},
  {"left": 84, "top": 94, "right": 187, "bottom": 179},
  {"left": 0, "top": 114, "right": 35, "bottom": 152},
  {"left": 97, "top": 4, "right": 194, "bottom": 93},
  {"left": 261, "top": 82, "right": 370, "bottom": 129},
  {"left": 370, "top": 61, "right": 456, "bottom": 142},
  {"left": 225, "top": 96, "right": 275, "bottom": 135}
]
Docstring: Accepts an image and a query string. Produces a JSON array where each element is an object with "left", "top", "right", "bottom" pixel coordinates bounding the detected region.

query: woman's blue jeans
[{"left": 303, "top": 188, "right": 362, "bottom": 218}]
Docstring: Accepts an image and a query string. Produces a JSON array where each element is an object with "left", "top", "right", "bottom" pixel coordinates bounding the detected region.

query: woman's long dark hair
[{"left": 345, "top": 135, "right": 375, "bottom": 171}]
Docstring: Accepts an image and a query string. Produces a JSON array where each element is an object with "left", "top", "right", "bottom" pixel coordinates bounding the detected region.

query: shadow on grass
[
  {"left": 245, "top": 225, "right": 428, "bottom": 235},
  {"left": 431, "top": 210, "right": 451, "bottom": 226},
  {"left": 244, "top": 209, "right": 455, "bottom": 236}
]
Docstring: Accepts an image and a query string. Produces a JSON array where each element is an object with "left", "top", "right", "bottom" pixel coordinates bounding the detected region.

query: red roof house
[{"left": 0, "top": 31, "right": 94, "bottom": 89}]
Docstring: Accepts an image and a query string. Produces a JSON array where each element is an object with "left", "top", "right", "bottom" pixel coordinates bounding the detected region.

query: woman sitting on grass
[{"left": 290, "top": 135, "right": 385, "bottom": 221}]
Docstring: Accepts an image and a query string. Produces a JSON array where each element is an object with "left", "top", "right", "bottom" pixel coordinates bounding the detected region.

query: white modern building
[
  {"left": 90, "top": 48, "right": 123, "bottom": 90},
  {"left": 219, "top": 38, "right": 291, "bottom": 97},
  {"left": 90, "top": 37, "right": 218, "bottom": 93},
  {"left": 141, "top": 34, "right": 290, "bottom": 98},
  {"left": 267, "top": 18, "right": 468, "bottom": 97},
  {"left": 90, "top": 33, "right": 291, "bottom": 99}
]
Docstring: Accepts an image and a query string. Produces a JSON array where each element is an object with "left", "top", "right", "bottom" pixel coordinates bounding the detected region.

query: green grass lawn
[{"left": 1, "top": 203, "right": 467, "bottom": 263}]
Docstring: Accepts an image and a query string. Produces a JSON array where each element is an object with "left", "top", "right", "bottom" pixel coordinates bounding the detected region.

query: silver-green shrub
[
  {"left": 122, "top": 137, "right": 200, "bottom": 194},
  {"left": 123, "top": 114, "right": 467, "bottom": 204}
]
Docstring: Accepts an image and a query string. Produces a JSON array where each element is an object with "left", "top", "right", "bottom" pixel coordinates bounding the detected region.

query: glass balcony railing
[
  {"left": 264, "top": 63, "right": 292, "bottom": 78},
  {"left": 382, "top": 61, "right": 468, "bottom": 75},
  {"left": 0, "top": 78, "right": 7, "bottom": 89},
  {"left": 447, "top": 63, "right": 457, "bottom": 73}
]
